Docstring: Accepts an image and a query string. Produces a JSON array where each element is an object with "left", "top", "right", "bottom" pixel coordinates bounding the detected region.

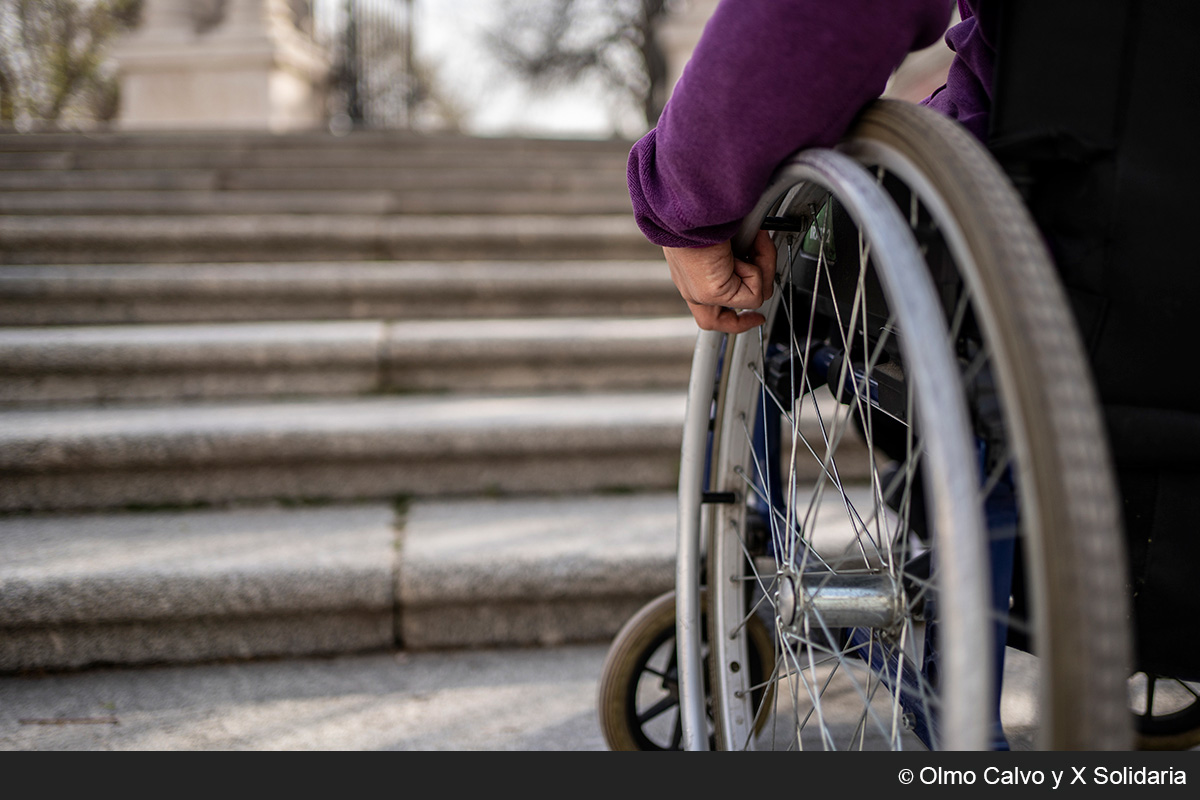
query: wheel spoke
[{"left": 636, "top": 694, "right": 680, "bottom": 726}]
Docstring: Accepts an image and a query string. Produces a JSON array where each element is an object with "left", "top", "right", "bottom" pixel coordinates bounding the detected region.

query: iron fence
[{"left": 316, "top": 0, "right": 415, "bottom": 129}]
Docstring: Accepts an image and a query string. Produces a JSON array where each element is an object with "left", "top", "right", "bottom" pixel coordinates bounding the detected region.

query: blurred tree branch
[
  {"left": 0, "top": 0, "right": 143, "bottom": 130},
  {"left": 485, "top": 0, "right": 673, "bottom": 131}
]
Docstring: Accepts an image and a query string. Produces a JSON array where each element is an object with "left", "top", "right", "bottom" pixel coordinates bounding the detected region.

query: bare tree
[
  {"left": 0, "top": 0, "right": 143, "bottom": 130},
  {"left": 485, "top": 0, "right": 673, "bottom": 131}
]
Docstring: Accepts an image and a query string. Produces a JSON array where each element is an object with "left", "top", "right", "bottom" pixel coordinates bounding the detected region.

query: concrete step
[
  {"left": 0, "top": 169, "right": 217, "bottom": 192},
  {"left": 0, "top": 146, "right": 631, "bottom": 172},
  {"left": 0, "top": 214, "right": 660, "bottom": 264},
  {"left": 0, "top": 317, "right": 697, "bottom": 406},
  {"left": 0, "top": 483, "right": 880, "bottom": 673},
  {"left": 0, "top": 130, "right": 636, "bottom": 157},
  {"left": 0, "top": 260, "right": 684, "bottom": 325},
  {"left": 0, "top": 391, "right": 689, "bottom": 513},
  {"left": 0, "top": 389, "right": 870, "bottom": 514},
  {"left": 0, "top": 165, "right": 629, "bottom": 194},
  {"left": 0, "top": 188, "right": 633, "bottom": 216},
  {"left": 0, "top": 492, "right": 678, "bottom": 671}
]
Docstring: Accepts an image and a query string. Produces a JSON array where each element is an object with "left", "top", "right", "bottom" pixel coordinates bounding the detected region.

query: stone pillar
[
  {"left": 111, "top": 0, "right": 331, "bottom": 131},
  {"left": 656, "top": 0, "right": 719, "bottom": 100}
]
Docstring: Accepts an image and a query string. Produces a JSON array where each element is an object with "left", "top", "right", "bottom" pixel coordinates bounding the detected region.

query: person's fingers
[
  {"left": 688, "top": 300, "right": 766, "bottom": 333},
  {"left": 719, "top": 232, "right": 776, "bottom": 309},
  {"left": 663, "top": 238, "right": 777, "bottom": 332},
  {"left": 752, "top": 229, "right": 777, "bottom": 299},
  {"left": 721, "top": 259, "right": 765, "bottom": 309}
]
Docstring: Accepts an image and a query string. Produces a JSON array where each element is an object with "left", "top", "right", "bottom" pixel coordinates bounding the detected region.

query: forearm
[{"left": 628, "top": 0, "right": 954, "bottom": 248}]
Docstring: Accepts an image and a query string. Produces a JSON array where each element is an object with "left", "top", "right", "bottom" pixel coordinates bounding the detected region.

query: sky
[{"left": 411, "top": 0, "right": 648, "bottom": 139}]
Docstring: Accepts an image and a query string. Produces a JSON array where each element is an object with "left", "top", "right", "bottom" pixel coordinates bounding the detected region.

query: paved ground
[
  {"left": 0, "top": 643, "right": 614, "bottom": 751},
  {"left": 4, "top": 642, "right": 1192, "bottom": 753}
]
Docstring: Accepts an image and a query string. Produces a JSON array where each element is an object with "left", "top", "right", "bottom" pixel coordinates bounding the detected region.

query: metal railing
[{"left": 316, "top": 0, "right": 415, "bottom": 129}]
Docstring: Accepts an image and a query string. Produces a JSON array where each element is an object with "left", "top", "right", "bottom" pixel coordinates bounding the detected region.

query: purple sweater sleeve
[
  {"left": 628, "top": 0, "right": 955, "bottom": 249},
  {"left": 921, "top": 1, "right": 994, "bottom": 142}
]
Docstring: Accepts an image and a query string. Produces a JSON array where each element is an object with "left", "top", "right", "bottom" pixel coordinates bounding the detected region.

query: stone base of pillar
[{"left": 111, "top": 0, "right": 331, "bottom": 132}]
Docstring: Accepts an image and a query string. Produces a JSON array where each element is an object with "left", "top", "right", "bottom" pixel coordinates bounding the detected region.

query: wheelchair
[{"left": 598, "top": 91, "right": 1200, "bottom": 750}]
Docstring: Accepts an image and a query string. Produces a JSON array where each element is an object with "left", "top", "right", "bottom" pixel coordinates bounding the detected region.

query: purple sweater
[{"left": 628, "top": 0, "right": 993, "bottom": 248}]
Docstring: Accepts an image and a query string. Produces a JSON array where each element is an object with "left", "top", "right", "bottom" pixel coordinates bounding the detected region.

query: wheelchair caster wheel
[
  {"left": 597, "top": 589, "right": 772, "bottom": 750},
  {"left": 1131, "top": 671, "right": 1200, "bottom": 750}
]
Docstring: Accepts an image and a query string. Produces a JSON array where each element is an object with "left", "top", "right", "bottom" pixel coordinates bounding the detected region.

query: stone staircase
[{"left": 0, "top": 129, "right": 694, "bottom": 672}]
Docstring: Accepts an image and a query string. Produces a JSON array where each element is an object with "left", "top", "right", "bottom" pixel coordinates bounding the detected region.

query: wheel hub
[{"left": 775, "top": 570, "right": 903, "bottom": 632}]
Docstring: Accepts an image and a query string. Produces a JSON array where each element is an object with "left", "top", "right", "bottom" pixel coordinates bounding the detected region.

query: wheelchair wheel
[
  {"left": 597, "top": 590, "right": 772, "bottom": 750},
  {"left": 701, "top": 146, "right": 994, "bottom": 750},
  {"left": 682, "top": 100, "right": 1133, "bottom": 750},
  {"left": 842, "top": 99, "right": 1133, "bottom": 748},
  {"left": 1130, "top": 672, "right": 1200, "bottom": 750}
]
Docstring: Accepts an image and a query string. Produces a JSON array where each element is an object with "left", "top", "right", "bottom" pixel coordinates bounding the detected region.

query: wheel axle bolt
[{"left": 777, "top": 574, "right": 799, "bottom": 626}]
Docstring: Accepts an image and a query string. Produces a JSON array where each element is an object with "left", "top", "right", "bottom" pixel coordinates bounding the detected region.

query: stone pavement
[{"left": 0, "top": 642, "right": 613, "bottom": 751}]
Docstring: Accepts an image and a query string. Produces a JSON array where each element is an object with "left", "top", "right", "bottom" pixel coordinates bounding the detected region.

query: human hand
[{"left": 663, "top": 229, "right": 777, "bottom": 333}]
